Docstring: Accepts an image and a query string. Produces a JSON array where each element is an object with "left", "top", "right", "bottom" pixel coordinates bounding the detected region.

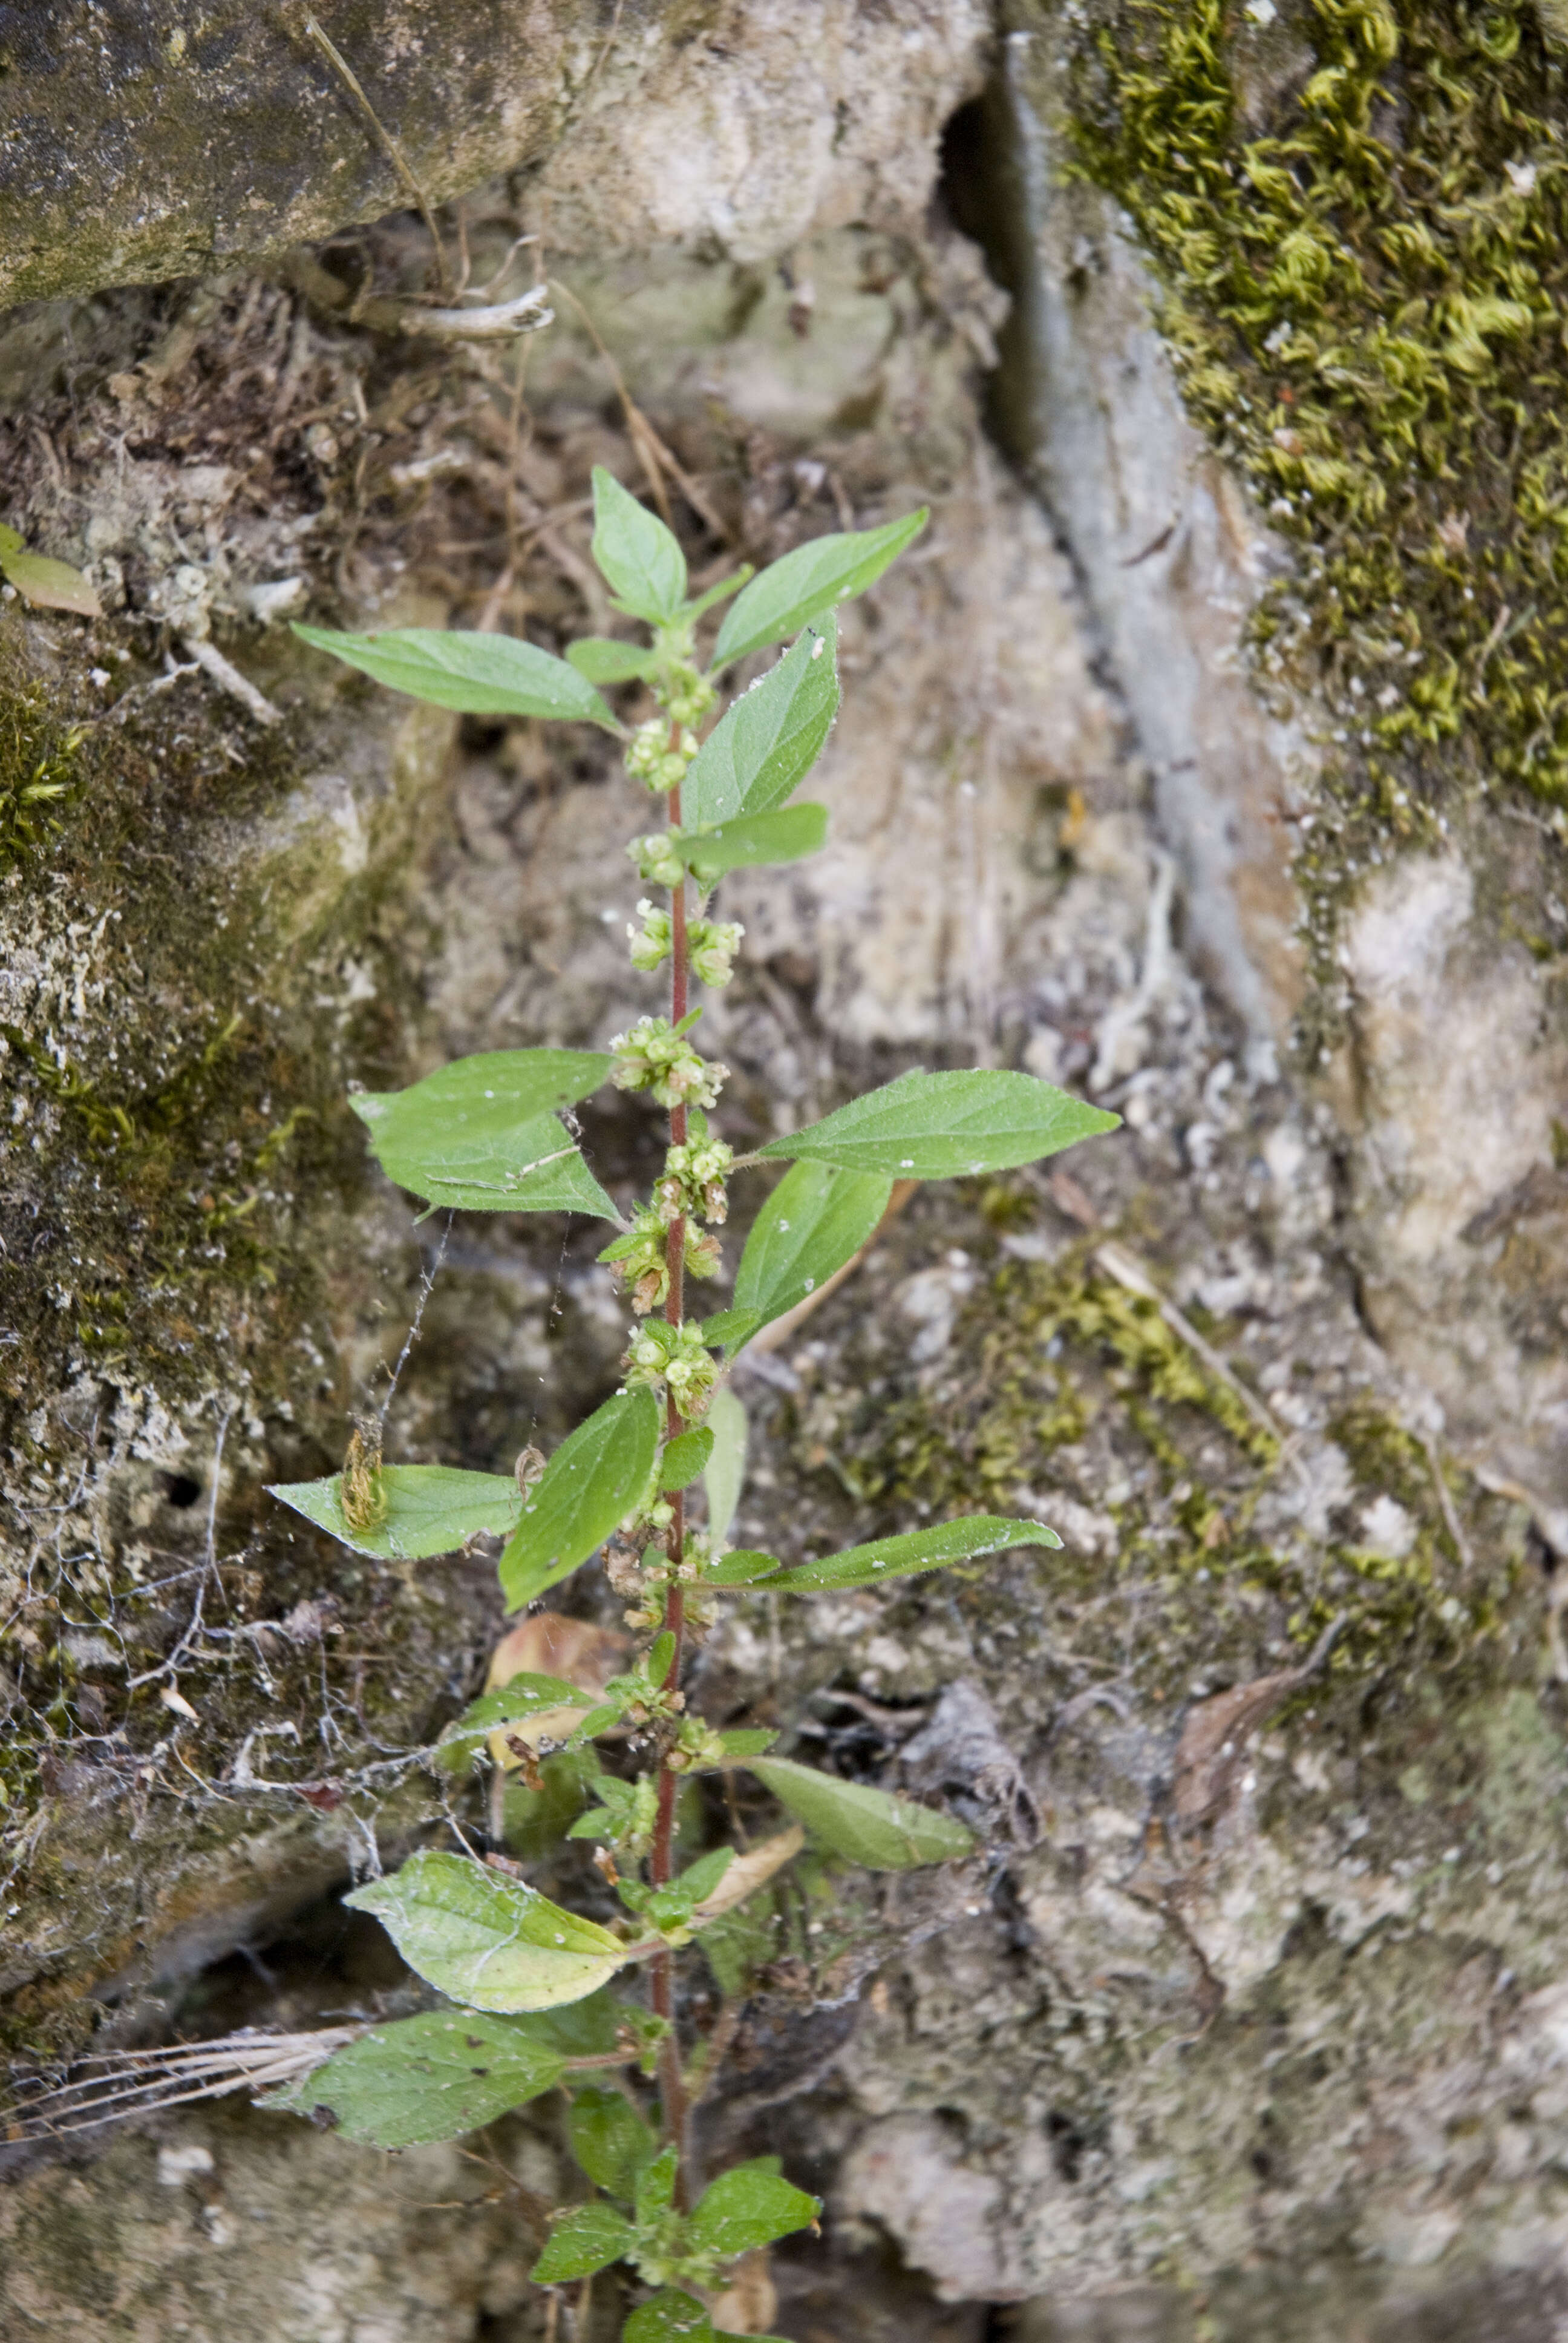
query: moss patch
[
  {"left": 809, "top": 1216, "right": 1510, "bottom": 1692},
  {"left": 1062, "top": 0, "right": 1568, "bottom": 1054}
]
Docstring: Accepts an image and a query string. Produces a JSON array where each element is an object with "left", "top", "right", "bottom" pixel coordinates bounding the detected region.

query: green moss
[
  {"left": 824, "top": 1243, "right": 1506, "bottom": 1683},
  {"left": 0, "top": 684, "right": 82, "bottom": 868},
  {"left": 1063, "top": 0, "right": 1568, "bottom": 1055}
]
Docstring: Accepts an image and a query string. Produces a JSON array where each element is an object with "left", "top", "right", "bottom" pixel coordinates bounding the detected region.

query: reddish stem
[{"left": 650, "top": 755, "right": 691, "bottom": 2195}]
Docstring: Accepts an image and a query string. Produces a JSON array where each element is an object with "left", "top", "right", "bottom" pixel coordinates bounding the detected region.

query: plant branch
[{"left": 651, "top": 758, "right": 693, "bottom": 2199}]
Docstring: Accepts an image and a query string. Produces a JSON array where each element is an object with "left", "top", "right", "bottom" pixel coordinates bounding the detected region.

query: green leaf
[
  {"left": 293, "top": 624, "right": 617, "bottom": 727},
  {"left": 624, "top": 2290, "right": 714, "bottom": 2342},
  {"left": 682, "top": 621, "right": 838, "bottom": 826},
  {"left": 532, "top": 2200, "right": 637, "bottom": 2283},
  {"left": 762, "top": 1513, "right": 1062, "bottom": 1594},
  {"left": 733, "top": 1162, "right": 892, "bottom": 1342},
  {"left": 566, "top": 635, "right": 658, "bottom": 684},
  {"left": 699, "top": 1309, "right": 762, "bottom": 1351},
  {"left": 1, "top": 546, "right": 103, "bottom": 617},
  {"left": 351, "top": 1048, "right": 616, "bottom": 1221},
  {"left": 699, "top": 1728, "right": 778, "bottom": 1768},
  {"left": 636, "top": 2140, "right": 680, "bottom": 2226},
  {"left": 683, "top": 565, "right": 753, "bottom": 621},
  {"left": 268, "top": 1464, "right": 520, "bottom": 1561},
  {"left": 687, "top": 2159, "right": 820, "bottom": 2259},
  {"left": 523, "top": 1987, "right": 626, "bottom": 2057},
  {"left": 439, "top": 1672, "right": 589, "bottom": 1757},
  {"left": 499, "top": 1388, "right": 662, "bottom": 1610},
  {"left": 659, "top": 1426, "right": 713, "bottom": 1492},
  {"left": 567, "top": 2085, "right": 659, "bottom": 2203},
  {"left": 704, "top": 1548, "right": 781, "bottom": 1587},
  {"left": 675, "top": 803, "right": 828, "bottom": 885},
  {"left": 591, "top": 465, "right": 687, "bottom": 622},
  {"left": 712, "top": 510, "right": 928, "bottom": 668},
  {"left": 275, "top": 2011, "right": 564, "bottom": 2147},
  {"left": 702, "top": 1385, "right": 748, "bottom": 1544},
  {"left": 756, "top": 1068, "right": 1120, "bottom": 1180},
  {"left": 748, "top": 1758, "right": 975, "bottom": 1870},
  {"left": 344, "top": 1850, "right": 627, "bottom": 2012}
]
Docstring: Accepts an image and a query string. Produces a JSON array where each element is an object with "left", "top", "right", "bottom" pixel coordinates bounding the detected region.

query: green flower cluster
[
  {"left": 656, "top": 1127, "right": 734, "bottom": 1226},
  {"left": 626, "top": 717, "right": 696, "bottom": 795},
  {"left": 600, "top": 1204, "right": 721, "bottom": 1315},
  {"left": 655, "top": 657, "right": 716, "bottom": 730},
  {"left": 627, "top": 832, "right": 685, "bottom": 890},
  {"left": 687, "top": 916, "right": 742, "bottom": 988},
  {"left": 623, "top": 1317, "right": 721, "bottom": 1422},
  {"left": 610, "top": 1015, "right": 727, "bottom": 1111}
]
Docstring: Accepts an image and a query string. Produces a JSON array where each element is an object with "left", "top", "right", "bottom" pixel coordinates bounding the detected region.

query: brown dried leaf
[
  {"left": 1169, "top": 1616, "right": 1345, "bottom": 1825},
  {"left": 483, "top": 1612, "right": 627, "bottom": 1771}
]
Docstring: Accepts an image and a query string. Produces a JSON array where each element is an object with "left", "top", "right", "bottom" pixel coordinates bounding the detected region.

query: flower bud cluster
[
  {"left": 607, "top": 1529, "right": 722, "bottom": 1635},
  {"left": 623, "top": 1317, "right": 720, "bottom": 1422},
  {"left": 687, "top": 916, "right": 743, "bottom": 988},
  {"left": 626, "top": 717, "right": 696, "bottom": 795},
  {"left": 627, "top": 832, "right": 685, "bottom": 890},
  {"left": 627, "top": 898, "right": 673, "bottom": 972},
  {"left": 655, "top": 1131, "right": 733, "bottom": 1227},
  {"left": 666, "top": 1715, "right": 731, "bottom": 1774},
  {"left": 601, "top": 1205, "right": 721, "bottom": 1314},
  {"left": 656, "top": 658, "right": 717, "bottom": 730},
  {"left": 625, "top": 884, "right": 742, "bottom": 997},
  {"left": 610, "top": 1015, "right": 727, "bottom": 1111}
]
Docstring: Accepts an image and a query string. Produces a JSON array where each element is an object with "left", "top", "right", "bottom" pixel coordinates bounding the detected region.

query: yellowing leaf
[
  {"left": 344, "top": 1849, "right": 627, "bottom": 2013},
  {"left": 2, "top": 548, "right": 102, "bottom": 618}
]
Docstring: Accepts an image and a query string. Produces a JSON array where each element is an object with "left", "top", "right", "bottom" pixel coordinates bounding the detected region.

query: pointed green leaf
[
  {"left": 702, "top": 1385, "right": 748, "bottom": 1544},
  {"left": 591, "top": 465, "right": 687, "bottom": 622},
  {"left": 712, "top": 510, "right": 927, "bottom": 668},
  {"left": 636, "top": 2140, "right": 680, "bottom": 2226},
  {"left": 273, "top": 2011, "right": 564, "bottom": 2147},
  {"left": 624, "top": 2295, "right": 716, "bottom": 2343},
  {"left": 566, "top": 2085, "right": 659, "bottom": 2203},
  {"left": 439, "top": 1671, "right": 589, "bottom": 1758},
  {"left": 292, "top": 624, "right": 616, "bottom": 727},
  {"left": 659, "top": 1426, "right": 714, "bottom": 1491},
  {"left": 748, "top": 1758, "right": 974, "bottom": 1870},
  {"left": 499, "top": 1388, "right": 662, "bottom": 1610},
  {"left": 531, "top": 2200, "right": 637, "bottom": 2283},
  {"left": 676, "top": 802, "right": 828, "bottom": 885},
  {"left": 757, "top": 1068, "right": 1120, "bottom": 1179},
  {"left": 762, "top": 1513, "right": 1061, "bottom": 1594},
  {"left": 733, "top": 1162, "right": 892, "bottom": 1343},
  {"left": 704, "top": 1548, "right": 780, "bottom": 1586},
  {"left": 699, "top": 1309, "right": 762, "bottom": 1351},
  {"left": 351, "top": 1049, "right": 616, "bottom": 1220},
  {"left": 566, "top": 635, "right": 658, "bottom": 684},
  {"left": 687, "top": 2158, "right": 820, "bottom": 2258},
  {"left": 268, "top": 1464, "right": 521, "bottom": 1561},
  {"left": 1, "top": 547, "right": 103, "bottom": 617},
  {"left": 682, "top": 621, "right": 838, "bottom": 825},
  {"left": 683, "top": 565, "right": 753, "bottom": 620},
  {"left": 344, "top": 1850, "right": 627, "bottom": 2012}
]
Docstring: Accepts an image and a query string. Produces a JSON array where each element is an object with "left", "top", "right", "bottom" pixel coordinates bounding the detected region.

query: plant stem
[{"left": 651, "top": 761, "right": 691, "bottom": 2196}]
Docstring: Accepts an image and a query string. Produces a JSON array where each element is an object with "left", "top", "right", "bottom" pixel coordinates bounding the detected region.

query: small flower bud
[
  {"left": 627, "top": 832, "right": 686, "bottom": 890},
  {"left": 627, "top": 898, "right": 673, "bottom": 971},
  {"left": 688, "top": 916, "right": 743, "bottom": 989}
]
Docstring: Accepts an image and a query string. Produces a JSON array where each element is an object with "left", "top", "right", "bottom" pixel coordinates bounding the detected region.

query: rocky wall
[{"left": 3, "top": 3, "right": 1568, "bottom": 2339}]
